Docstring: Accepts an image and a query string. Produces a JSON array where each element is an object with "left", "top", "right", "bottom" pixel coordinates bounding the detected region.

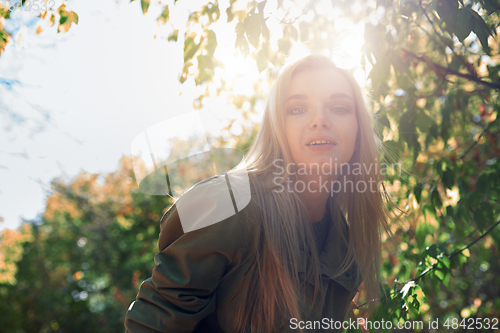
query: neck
[{"left": 297, "top": 171, "right": 335, "bottom": 222}]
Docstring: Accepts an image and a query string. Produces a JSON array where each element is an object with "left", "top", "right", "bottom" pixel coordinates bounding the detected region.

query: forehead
[{"left": 286, "top": 67, "right": 354, "bottom": 99}]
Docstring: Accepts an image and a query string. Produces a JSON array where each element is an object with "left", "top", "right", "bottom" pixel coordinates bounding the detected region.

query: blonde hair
[{"left": 227, "top": 54, "right": 391, "bottom": 332}]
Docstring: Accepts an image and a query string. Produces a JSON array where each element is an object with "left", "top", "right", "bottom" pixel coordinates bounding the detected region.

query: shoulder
[{"left": 158, "top": 171, "right": 260, "bottom": 256}]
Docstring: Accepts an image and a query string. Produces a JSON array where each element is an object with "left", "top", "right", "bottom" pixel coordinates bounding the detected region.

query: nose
[{"left": 310, "top": 106, "right": 331, "bottom": 129}]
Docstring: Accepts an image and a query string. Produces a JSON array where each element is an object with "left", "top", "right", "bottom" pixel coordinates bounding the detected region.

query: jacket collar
[{"left": 296, "top": 199, "right": 362, "bottom": 292}]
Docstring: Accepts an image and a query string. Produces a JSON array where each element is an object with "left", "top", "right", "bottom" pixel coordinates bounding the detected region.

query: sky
[{"left": 0, "top": 0, "right": 366, "bottom": 231}]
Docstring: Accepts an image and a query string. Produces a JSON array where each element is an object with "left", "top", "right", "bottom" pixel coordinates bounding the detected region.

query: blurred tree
[{"left": 0, "top": 157, "right": 172, "bottom": 332}]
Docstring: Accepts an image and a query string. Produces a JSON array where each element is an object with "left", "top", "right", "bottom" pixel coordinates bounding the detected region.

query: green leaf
[
  {"left": 435, "top": 0, "right": 459, "bottom": 32},
  {"left": 426, "top": 244, "right": 439, "bottom": 258},
  {"left": 184, "top": 33, "right": 203, "bottom": 62},
  {"left": 195, "top": 54, "right": 215, "bottom": 85},
  {"left": 416, "top": 110, "right": 435, "bottom": 133},
  {"left": 201, "top": 2, "right": 220, "bottom": 24},
  {"left": 205, "top": 29, "right": 217, "bottom": 56},
  {"left": 446, "top": 205, "right": 454, "bottom": 218},
  {"left": 158, "top": 5, "right": 169, "bottom": 24},
  {"left": 59, "top": 14, "right": 68, "bottom": 25},
  {"left": 383, "top": 140, "right": 400, "bottom": 162},
  {"left": 226, "top": 0, "right": 236, "bottom": 22},
  {"left": 400, "top": 281, "right": 416, "bottom": 299},
  {"left": 434, "top": 269, "right": 445, "bottom": 281},
  {"left": 429, "top": 185, "right": 443, "bottom": 208},
  {"left": 469, "top": 7, "right": 492, "bottom": 54},
  {"left": 244, "top": 13, "right": 261, "bottom": 49},
  {"left": 378, "top": 114, "right": 391, "bottom": 128},
  {"left": 430, "top": 272, "right": 440, "bottom": 294},
  {"left": 442, "top": 168, "right": 455, "bottom": 189},
  {"left": 141, "top": 0, "right": 150, "bottom": 14},
  {"left": 455, "top": 7, "right": 472, "bottom": 42},
  {"left": 439, "top": 255, "right": 451, "bottom": 269},
  {"left": 168, "top": 29, "right": 179, "bottom": 42},
  {"left": 414, "top": 183, "right": 423, "bottom": 203},
  {"left": 474, "top": 202, "right": 494, "bottom": 233}
]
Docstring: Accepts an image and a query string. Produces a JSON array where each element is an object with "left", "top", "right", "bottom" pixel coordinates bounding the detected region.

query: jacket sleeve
[{"left": 124, "top": 194, "right": 246, "bottom": 333}]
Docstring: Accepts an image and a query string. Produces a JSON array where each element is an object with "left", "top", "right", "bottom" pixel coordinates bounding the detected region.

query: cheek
[{"left": 342, "top": 118, "right": 359, "bottom": 147}]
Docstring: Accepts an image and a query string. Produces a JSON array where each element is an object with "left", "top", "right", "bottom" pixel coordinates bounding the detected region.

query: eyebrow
[{"left": 285, "top": 93, "right": 353, "bottom": 103}]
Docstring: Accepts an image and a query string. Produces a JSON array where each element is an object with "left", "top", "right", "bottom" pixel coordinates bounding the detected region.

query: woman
[{"left": 124, "top": 54, "right": 391, "bottom": 332}]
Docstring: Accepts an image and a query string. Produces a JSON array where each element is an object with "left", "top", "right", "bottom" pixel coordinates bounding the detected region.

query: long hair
[{"left": 226, "top": 54, "right": 391, "bottom": 332}]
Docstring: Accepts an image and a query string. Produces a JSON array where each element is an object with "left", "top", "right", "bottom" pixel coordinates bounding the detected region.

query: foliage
[
  {"left": 0, "top": 157, "right": 172, "bottom": 332},
  {"left": 1, "top": 0, "right": 500, "bottom": 331},
  {"left": 0, "top": 0, "right": 78, "bottom": 55}
]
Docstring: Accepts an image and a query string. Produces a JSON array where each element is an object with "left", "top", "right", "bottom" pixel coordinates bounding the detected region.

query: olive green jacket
[{"left": 124, "top": 178, "right": 361, "bottom": 333}]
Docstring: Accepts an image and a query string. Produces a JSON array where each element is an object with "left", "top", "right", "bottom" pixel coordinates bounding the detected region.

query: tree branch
[
  {"left": 354, "top": 219, "right": 500, "bottom": 309},
  {"left": 458, "top": 116, "right": 499, "bottom": 161},
  {"left": 417, "top": 0, "right": 468, "bottom": 69},
  {"left": 401, "top": 48, "right": 500, "bottom": 91}
]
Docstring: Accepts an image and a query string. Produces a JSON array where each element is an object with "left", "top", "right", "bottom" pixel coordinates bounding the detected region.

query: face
[{"left": 284, "top": 67, "right": 359, "bottom": 176}]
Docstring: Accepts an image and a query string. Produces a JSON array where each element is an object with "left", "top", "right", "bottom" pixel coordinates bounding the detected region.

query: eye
[
  {"left": 332, "top": 106, "right": 349, "bottom": 114},
  {"left": 289, "top": 107, "right": 306, "bottom": 115}
]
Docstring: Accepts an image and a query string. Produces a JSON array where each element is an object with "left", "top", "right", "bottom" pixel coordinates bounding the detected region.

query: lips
[{"left": 306, "top": 136, "right": 337, "bottom": 146}]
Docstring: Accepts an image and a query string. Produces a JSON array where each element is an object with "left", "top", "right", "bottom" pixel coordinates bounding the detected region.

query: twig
[
  {"left": 353, "top": 219, "right": 500, "bottom": 309},
  {"left": 270, "top": 0, "right": 317, "bottom": 24},
  {"left": 458, "top": 116, "right": 499, "bottom": 161},
  {"left": 401, "top": 48, "right": 500, "bottom": 90},
  {"left": 417, "top": 0, "right": 468, "bottom": 69}
]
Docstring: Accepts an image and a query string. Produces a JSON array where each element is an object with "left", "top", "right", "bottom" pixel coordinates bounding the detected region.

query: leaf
[
  {"left": 226, "top": 6, "right": 234, "bottom": 22},
  {"left": 414, "top": 183, "right": 423, "bottom": 203},
  {"left": 195, "top": 54, "right": 215, "bottom": 85},
  {"left": 455, "top": 7, "right": 472, "bottom": 42},
  {"left": 446, "top": 205, "right": 454, "bottom": 218},
  {"left": 400, "top": 281, "right": 416, "bottom": 299},
  {"left": 469, "top": 7, "right": 492, "bottom": 54},
  {"left": 158, "top": 5, "right": 169, "bottom": 24},
  {"left": 256, "top": 47, "right": 267, "bottom": 73},
  {"left": 383, "top": 140, "right": 400, "bottom": 161},
  {"left": 416, "top": 110, "right": 435, "bottom": 133},
  {"left": 244, "top": 13, "right": 261, "bottom": 49},
  {"left": 415, "top": 221, "right": 427, "bottom": 247},
  {"left": 378, "top": 114, "right": 391, "bottom": 128},
  {"left": 235, "top": 33, "right": 249, "bottom": 58},
  {"left": 202, "top": 2, "right": 220, "bottom": 24},
  {"left": 434, "top": 269, "right": 445, "bottom": 281},
  {"left": 59, "top": 14, "right": 68, "bottom": 25},
  {"left": 442, "top": 168, "right": 455, "bottom": 189},
  {"left": 429, "top": 185, "right": 443, "bottom": 208},
  {"left": 474, "top": 202, "right": 494, "bottom": 233},
  {"left": 435, "top": 0, "right": 459, "bottom": 32},
  {"left": 141, "top": 0, "right": 150, "bottom": 14},
  {"left": 184, "top": 33, "right": 203, "bottom": 62},
  {"left": 426, "top": 244, "right": 439, "bottom": 258},
  {"left": 431, "top": 273, "right": 440, "bottom": 296},
  {"left": 399, "top": 110, "right": 420, "bottom": 161},
  {"left": 278, "top": 38, "right": 292, "bottom": 55},
  {"left": 168, "top": 29, "right": 179, "bottom": 42},
  {"left": 70, "top": 12, "right": 79, "bottom": 25},
  {"left": 205, "top": 29, "right": 217, "bottom": 56}
]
